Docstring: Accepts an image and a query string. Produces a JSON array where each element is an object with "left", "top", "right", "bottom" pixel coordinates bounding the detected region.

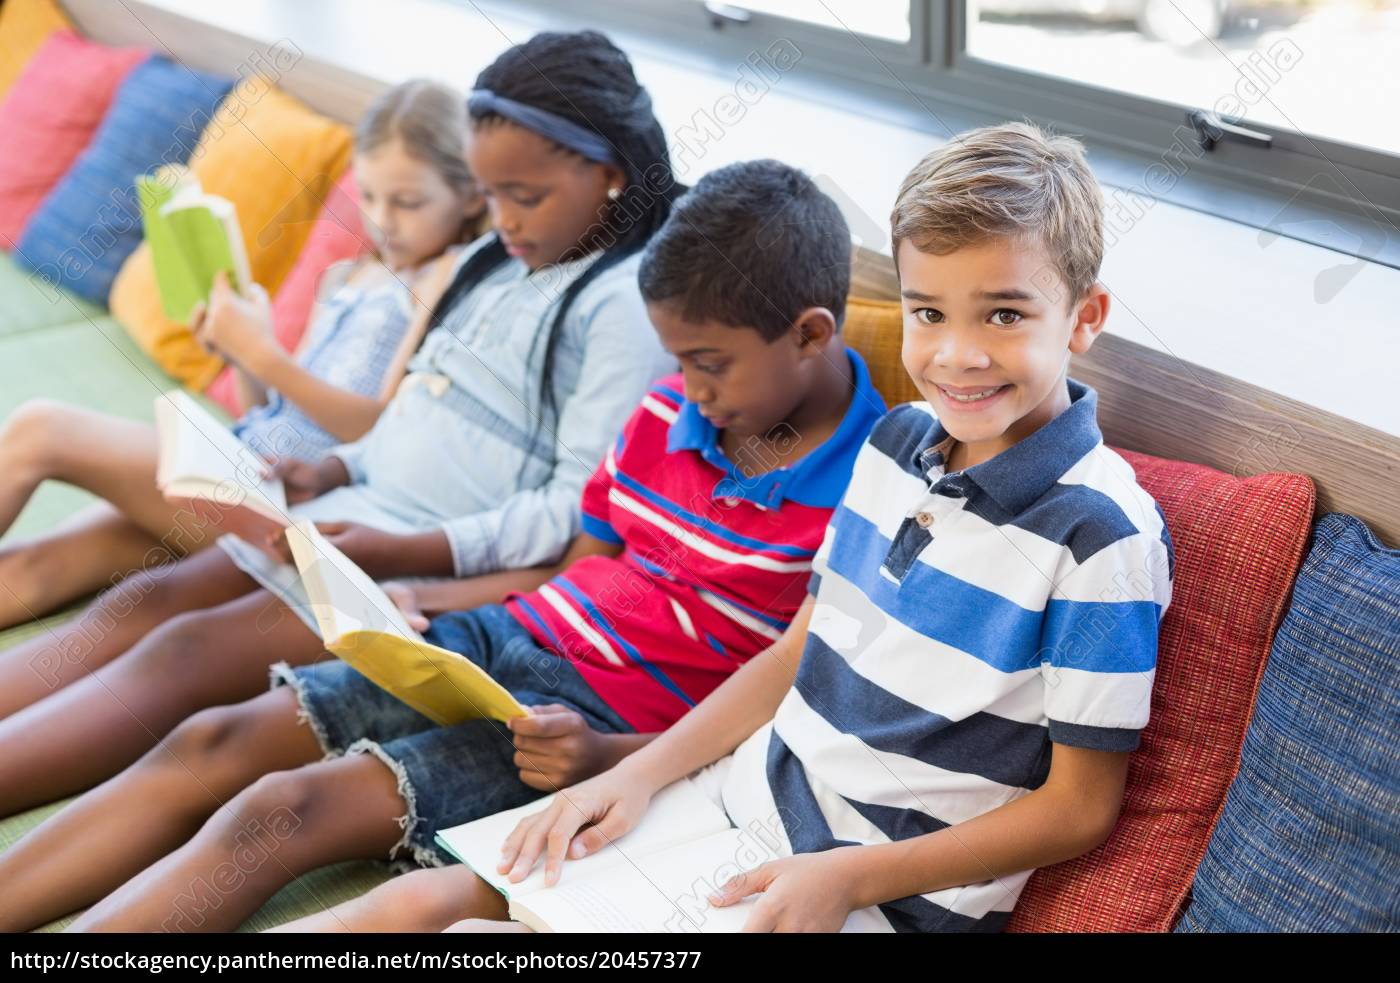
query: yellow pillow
[
  {"left": 0, "top": 0, "right": 73, "bottom": 100},
  {"left": 844, "top": 295, "right": 922, "bottom": 407},
  {"left": 110, "top": 74, "right": 354, "bottom": 389}
]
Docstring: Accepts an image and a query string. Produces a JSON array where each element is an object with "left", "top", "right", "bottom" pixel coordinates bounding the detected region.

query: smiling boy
[{"left": 491, "top": 122, "right": 1176, "bottom": 933}]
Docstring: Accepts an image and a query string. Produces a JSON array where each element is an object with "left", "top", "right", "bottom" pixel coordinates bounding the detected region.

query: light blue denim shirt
[
  {"left": 327, "top": 237, "right": 675, "bottom": 576},
  {"left": 232, "top": 270, "right": 412, "bottom": 462}
]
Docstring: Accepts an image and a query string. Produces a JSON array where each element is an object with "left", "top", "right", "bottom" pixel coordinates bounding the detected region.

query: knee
[
  {"left": 150, "top": 703, "right": 258, "bottom": 774},
  {"left": 224, "top": 768, "right": 323, "bottom": 835},
  {"left": 0, "top": 399, "right": 74, "bottom": 475},
  {"left": 380, "top": 867, "right": 489, "bottom": 925},
  {"left": 117, "top": 609, "right": 212, "bottom": 682},
  {"left": 91, "top": 563, "right": 184, "bottom": 625}
]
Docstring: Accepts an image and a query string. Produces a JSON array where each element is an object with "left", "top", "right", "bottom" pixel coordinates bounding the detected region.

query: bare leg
[
  {"left": 71, "top": 753, "right": 409, "bottom": 933},
  {"left": 0, "top": 400, "right": 231, "bottom": 628},
  {"left": 0, "top": 546, "right": 257, "bottom": 720},
  {"left": 444, "top": 919, "right": 531, "bottom": 932},
  {"left": 267, "top": 867, "right": 509, "bottom": 933},
  {"left": 0, "top": 503, "right": 165, "bottom": 628},
  {"left": 0, "top": 689, "right": 321, "bottom": 933},
  {"left": 0, "top": 589, "right": 319, "bottom": 817}
]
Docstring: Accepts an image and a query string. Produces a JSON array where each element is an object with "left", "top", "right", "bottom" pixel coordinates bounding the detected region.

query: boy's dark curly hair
[{"left": 639, "top": 159, "right": 850, "bottom": 341}]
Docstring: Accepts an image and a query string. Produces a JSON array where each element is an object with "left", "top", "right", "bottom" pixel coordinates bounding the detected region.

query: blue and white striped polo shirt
[{"left": 718, "top": 378, "right": 1174, "bottom": 932}]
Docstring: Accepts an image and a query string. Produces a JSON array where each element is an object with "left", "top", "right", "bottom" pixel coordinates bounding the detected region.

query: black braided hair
[{"left": 423, "top": 30, "right": 680, "bottom": 444}]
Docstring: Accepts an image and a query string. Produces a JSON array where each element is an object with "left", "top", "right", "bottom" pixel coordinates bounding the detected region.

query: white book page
[
  {"left": 510, "top": 829, "right": 762, "bottom": 934},
  {"left": 436, "top": 778, "right": 733, "bottom": 901},
  {"left": 154, "top": 390, "right": 286, "bottom": 519},
  {"left": 284, "top": 521, "right": 422, "bottom": 643}
]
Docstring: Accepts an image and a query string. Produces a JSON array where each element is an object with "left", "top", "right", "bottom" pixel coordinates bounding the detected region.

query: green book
[{"left": 136, "top": 164, "right": 251, "bottom": 322}]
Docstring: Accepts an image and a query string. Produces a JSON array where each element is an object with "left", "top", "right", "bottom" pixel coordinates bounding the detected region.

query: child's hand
[
  {"left": 382, "top": 581, "right": 429, "bottom": 632},
  {"left": 314, "top": 521, "right": 403, "bottom": 577},
  {"left": 191, "top": 272, "right": 277, "bottom": 372},
  {"left": 709, "top": 851, "right": 859, "bottom": 932},
  {"left": 508, "top": 705, "right": 613, "bottom": 791},
  {"left": 265, "top": 456, "right": 348, "bottom": 504},
  {"left": 496, "top": 766, "right": 658, "bottom": 887}
]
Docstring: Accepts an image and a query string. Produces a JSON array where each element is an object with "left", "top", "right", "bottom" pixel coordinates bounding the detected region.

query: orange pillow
[
  {"left": 843, "top": 296, "right": 920, "bottom": 407},
  {"left": 0, "top": 0, "right": 72, "bottom": 102},
  {"left": 109, "top": 75, "right": 353, "bottom": 389}
]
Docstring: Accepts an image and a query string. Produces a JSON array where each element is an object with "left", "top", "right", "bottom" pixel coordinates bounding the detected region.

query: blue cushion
[
  {"left": 13, "top": 55, "right": 232, "bottom": 304},
  {"left": 1176, "top": 513, "right": 1399, "bottom": 932}
]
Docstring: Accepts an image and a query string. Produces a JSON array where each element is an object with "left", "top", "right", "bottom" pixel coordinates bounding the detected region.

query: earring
[{"left": 607, "top": 186, "right": 622, "bottom": 201}]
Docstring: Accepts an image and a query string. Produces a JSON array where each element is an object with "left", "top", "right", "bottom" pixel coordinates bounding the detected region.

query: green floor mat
[
  {"left": 0, "top": 316, "right": 231, "bottom": 541},
  {"left": 0, "top": 252, "right": 106, "bottom": 339}
]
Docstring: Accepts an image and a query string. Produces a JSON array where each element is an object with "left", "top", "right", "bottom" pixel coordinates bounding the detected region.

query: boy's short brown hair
[{"left": 891, "top": 121, "right": 1104, "bottom": 306}]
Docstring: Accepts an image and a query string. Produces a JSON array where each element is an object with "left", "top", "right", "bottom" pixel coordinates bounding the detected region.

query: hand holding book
[
  {"left": 189, "top": 271, "right": 280, "bottom": 373},
  {"left": 136, "top": 165, "right": 251, "bottom": 322}
]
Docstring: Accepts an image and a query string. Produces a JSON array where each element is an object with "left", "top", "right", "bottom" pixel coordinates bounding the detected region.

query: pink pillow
[
  {"left": 0, "top": 30, "right": 146, "bottom": 248},
  {"left": 1006, "top": 450, "right": 1315, "bottom": 932},
  {"left": 206, "top": 171, "right": 370, "bottom": 415}
]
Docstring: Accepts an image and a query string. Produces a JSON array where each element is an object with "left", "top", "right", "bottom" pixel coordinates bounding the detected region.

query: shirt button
[{"left": 915, "top": 511, "right": 935, "bottom": 528}]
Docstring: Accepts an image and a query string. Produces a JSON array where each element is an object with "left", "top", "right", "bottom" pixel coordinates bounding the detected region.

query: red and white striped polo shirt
[{"left": 504, "top": 351, "right": 885, "bottom": 732}]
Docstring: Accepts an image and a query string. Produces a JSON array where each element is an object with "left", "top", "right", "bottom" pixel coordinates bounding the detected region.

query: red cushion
[
  {"left": 1006, "top": 449, "right": 1315, "bottom": 932},
  {"left": 0, "top": 30, "right": 146, "bottom": 247},
  {"left": 206, "top": 171, "right": 370, "bottom": 415}
]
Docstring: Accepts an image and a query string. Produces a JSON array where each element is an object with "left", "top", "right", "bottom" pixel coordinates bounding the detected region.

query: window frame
[{"left": 492, "top": 0, "right": 1399, "bottom": 267}]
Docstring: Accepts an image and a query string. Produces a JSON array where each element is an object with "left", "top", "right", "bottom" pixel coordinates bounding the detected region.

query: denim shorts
[{"left": 270, "top": 603, "right": 632, "bottom": 867}]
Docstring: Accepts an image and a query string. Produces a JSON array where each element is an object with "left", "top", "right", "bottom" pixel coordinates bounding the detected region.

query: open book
[
  {"left": 137, "top": 163, "right": 251, "bottom": 322},
  {"left": 435, "top": 778, "right": 777, "bottom": 933},
  {"left": 154, "top": 389, "right": 288, "bottom": 545},
  {"left": 284, "top": 521, "right": 527, "bottom": 726}
]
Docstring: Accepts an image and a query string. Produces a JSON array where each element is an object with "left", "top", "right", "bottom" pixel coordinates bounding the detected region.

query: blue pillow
[
  {"left": 1176, "top": 513, "right": 1399, "bottom": 932},
  {"left": 14, "top": 55, "right": 232, "bottom": 304}
]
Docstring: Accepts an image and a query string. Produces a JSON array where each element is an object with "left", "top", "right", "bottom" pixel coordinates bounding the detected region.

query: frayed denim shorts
[{"left": 270, "top": 603, "right": 632, "bottom": 867}]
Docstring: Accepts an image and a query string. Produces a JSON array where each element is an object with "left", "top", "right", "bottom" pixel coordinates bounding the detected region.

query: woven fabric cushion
[
  {"left": 0, "top": 0, "right": 72, "bottom": 101},
  {"left": 1006, "top": 450, "right": 1315, "bottom": 932},
  {"left": 110, "top": 74, "right": 354, "bottom": 390},
  {"left": 205, "top": 171, "right": 369, "bottom": 414},
  {"left": 0, "top": 30, "right": 147, "bottom": 247},
  {"left": 843, "top": 296, "right": 921, "bottom": 407},
  {"left": 13, "top": 55, "right": 233, "bottom": 303},
  {"left": 1176, "top": 513, "right": 1399, "bottom": 932}
]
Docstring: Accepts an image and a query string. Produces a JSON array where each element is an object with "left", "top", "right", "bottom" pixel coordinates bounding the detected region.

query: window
[
  {"left": 505, "top": 0, "right": 1399, "bottom": 267},
  {"left": 964, "top": 0, "right": 1400, "bottom": 158},
  {"left": 715, "top": 0, "right": 912, "bottom": 41}
]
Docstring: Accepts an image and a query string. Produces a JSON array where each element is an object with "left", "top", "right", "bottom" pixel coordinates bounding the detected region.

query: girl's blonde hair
[
  {"left": 891, "top": 121, "right": 1104, "bottom": 307},
  {"left": 355, "top": 80, "right": 486, "bottom": 239}
]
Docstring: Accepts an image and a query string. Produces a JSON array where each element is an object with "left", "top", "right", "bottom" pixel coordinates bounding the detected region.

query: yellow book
[{"left": 285, "top": 521, "right": 527, "bottom": 726}]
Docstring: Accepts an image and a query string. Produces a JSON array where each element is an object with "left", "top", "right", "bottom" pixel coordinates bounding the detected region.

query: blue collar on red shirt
[{"left": 663, "top": 348, "right": 886, "bottom": 510}]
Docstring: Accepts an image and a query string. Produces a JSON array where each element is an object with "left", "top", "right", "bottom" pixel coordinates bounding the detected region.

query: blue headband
[{"left": 468, "top": 89, "right": 621, "bottom": 166}]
